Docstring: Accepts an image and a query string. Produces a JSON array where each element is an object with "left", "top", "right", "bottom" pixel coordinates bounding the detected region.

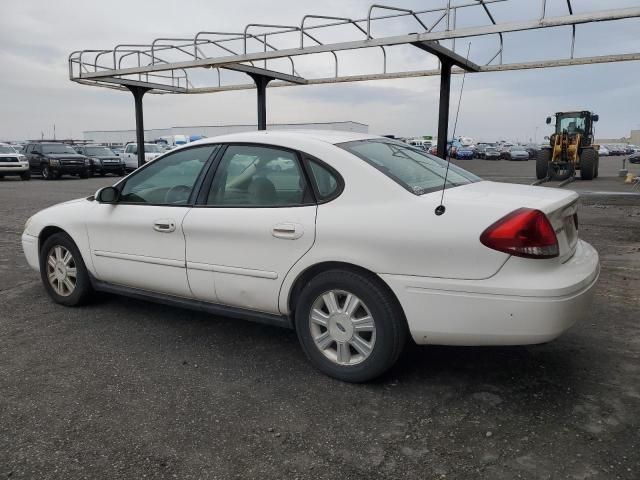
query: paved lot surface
[{"left": 1, "top": 160, "right": 639, "bottom": 479}]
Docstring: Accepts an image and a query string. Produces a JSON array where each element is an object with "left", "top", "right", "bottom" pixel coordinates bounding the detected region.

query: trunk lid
[{"left": 441, "top": 181, "right": 580, "bottom": 262}]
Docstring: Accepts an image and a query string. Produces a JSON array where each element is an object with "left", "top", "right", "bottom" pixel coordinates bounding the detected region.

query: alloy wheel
[
  {"left": 309, "top": 290, "right": 376, "bottom": 366},
  {"left": 46, "top": 245, "right": 77, "bottom": 297}
]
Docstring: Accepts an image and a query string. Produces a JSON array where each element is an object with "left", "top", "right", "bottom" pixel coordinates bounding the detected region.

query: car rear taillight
[{"left": 480, "top": 208, "right": 559, "bottom": 259}]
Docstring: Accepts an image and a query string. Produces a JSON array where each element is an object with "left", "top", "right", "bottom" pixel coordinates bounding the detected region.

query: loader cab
[{"left": 546, "top": 111, "right": 598, "bottom": 147}]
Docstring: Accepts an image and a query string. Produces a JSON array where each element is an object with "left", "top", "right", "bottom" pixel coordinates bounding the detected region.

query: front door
[
  {"left": 183, "top": 144, "right": 317, "bottom": 314},
  {"left": 86, "top": 145, "right": 217, "bottom": 297}
]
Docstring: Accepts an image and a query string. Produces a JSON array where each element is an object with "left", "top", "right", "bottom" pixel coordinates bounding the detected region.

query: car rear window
[{"left": 338, "top": 139, "right": 480, "bottom": 195}]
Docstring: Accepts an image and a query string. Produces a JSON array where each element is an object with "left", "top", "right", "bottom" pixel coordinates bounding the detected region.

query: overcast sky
[{"left": 1, "top": 0, "right": 639, "bottom": 142}]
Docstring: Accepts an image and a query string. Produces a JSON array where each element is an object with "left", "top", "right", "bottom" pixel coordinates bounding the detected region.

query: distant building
[
  {"left": 596, "top": 129, "right": 640, "bottom": 145},
  {"left": 84, "top": 121, "right": 369, "bottom": 145}
]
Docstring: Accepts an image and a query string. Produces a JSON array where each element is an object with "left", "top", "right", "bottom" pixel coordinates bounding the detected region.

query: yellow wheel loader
[{"left": 536, "top": 111, "right": 600, "bottom": 181}]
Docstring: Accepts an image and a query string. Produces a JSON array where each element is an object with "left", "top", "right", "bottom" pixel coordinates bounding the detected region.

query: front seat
[{"left": 248, "top": 177, "right": 277, "bottom": 205}]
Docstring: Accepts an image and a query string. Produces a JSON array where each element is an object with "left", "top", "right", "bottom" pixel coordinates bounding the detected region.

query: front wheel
[
  {"left": 39, "top": 233, "right": 94, "bottom": 306},
  {"left": 580, "top": 149, "right": 596, "bottom": 180},
  {"left": 294, "top": 269, "right": 407, "bottom": 383},
  {"left": 41, "top": 165, "right": 54, "bottom": 180},
  {"left": 20, "top": 170, "right": 31, "bottom": 181}
]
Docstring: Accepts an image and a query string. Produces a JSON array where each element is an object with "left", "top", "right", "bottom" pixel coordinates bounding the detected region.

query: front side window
[
  {"left": 206, "top": 145, "right": 310, "bottom": 206},
  {"left": 119, "top": 146, "right": 215, "bottom": 205},
  {"left": 339, "top": 139, "right": 480, "bottom": 195}
]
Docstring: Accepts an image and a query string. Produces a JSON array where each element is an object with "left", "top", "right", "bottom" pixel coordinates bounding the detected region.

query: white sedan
[{"left": 22, "top": 131, "right": 599, "bottom": 382}]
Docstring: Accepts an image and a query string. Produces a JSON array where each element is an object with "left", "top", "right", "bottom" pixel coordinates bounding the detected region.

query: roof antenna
[{"left": 435, "top": 42, "right": 471, "bottom": 217}]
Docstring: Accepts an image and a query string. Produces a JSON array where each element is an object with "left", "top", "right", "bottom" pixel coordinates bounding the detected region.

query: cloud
[{"left": 0, "top": 0, "right": 639, "bottom": 141}]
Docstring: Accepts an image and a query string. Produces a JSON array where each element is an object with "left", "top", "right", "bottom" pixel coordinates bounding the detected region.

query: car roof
[{"left": 192, "top": 129, "right": 379, "bottom": 146}]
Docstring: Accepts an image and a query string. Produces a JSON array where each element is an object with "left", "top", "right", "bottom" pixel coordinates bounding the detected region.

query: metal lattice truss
[{"left": 69, "top": 0, "right": 640, "bottom": 95}]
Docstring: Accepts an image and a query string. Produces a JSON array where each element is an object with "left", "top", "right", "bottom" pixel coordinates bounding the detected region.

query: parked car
[
  {"left": 22, "top": 131, "right": 599, "bottom": 382},
  {"left": 629, "top": 152, "right": 640, "bottom": 164},
  {"left": 122, "top": 142, "right": 165, "bottom": 171},
  {"left": 0, "top": 143, "right": 30, "bottom": 180},
  {"left": 499, "top": 143, "right": 514, "bottom": 159},
  {"left": 75, "top": 145, "right": 126, "bottom": 177},
  {"left": 24, "top": 142, "right": 91, "bottom": 179},
  {"left": 456, "top": 147, "right": 475, "bottom": 160},
  {"left": 598, "top": 145, "right": 609, "bottom": 156},
  {"left": 524, "top": 144, "right": 540, "bottom": 159},
  {"left": 484, "top": 146, "right": 501, "bottom": 160},
  {"left": 507, "top": 146, "right": 530, "bottom": 161}
]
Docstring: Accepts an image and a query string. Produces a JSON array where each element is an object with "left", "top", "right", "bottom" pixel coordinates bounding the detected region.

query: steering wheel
[{"left": 164, "top": 184, "right": 192, "bottom": 204}]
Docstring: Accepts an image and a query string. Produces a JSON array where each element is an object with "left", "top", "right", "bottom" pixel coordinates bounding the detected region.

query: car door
[
  {"left": 182, "top": 144, "right": 317, "bottom": 314},
  {"left": 86, "top": 145, "right": 218, "bottom": 297},
  {"left": 26, "top": 144, "right": 40, "bottom": 171}
]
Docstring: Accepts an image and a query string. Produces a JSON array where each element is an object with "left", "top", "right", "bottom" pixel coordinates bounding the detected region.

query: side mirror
[
  {"left": 95, "top": 186, "right": 119, "bottom": 203},
  {"left": 592, "top": 115, "right": 599, "bottom": 122},
  {"left": 544, "top": 136, "right": 550, "bottom": 141},
  {"left": 545, "top": 117, "right": 552, "bottom": 125}
]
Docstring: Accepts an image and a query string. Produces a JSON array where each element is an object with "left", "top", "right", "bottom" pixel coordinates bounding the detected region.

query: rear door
[{"left": 183, "top": 144, "right": 317, "bottom": 314}]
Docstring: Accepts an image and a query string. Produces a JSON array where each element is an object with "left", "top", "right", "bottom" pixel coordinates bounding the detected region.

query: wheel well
[
  {"left": 38, "top": 226, "right": 67, "bottom": 255},
  {"left": 287, "top": 261, "right": 407, "bottom": 327}
]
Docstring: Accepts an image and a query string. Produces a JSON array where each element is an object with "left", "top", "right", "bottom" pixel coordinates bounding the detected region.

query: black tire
[
  {"left": 536, "top": 149, "right": 551, "bottom": 179},
  {"left": 294, "top": 269, "right": 407, "bottom": 383},
  {"left": 41, "top": 165, "right": 54, "bottom": 180},
  {"left": 80, "top": 170, "right": 89, "bottom": 179},
  {"left": 20, "top": 170, "right": 31, "bottom": 181},
  {"left": 594, "top": 153, "right": 599, "bottom": 178},
  {"left": 0, "top": 174, "right": 4, "bottom": 179},
  {"left": 580, "top": 149, "right": 596, "bottom": 181},
  {"left": 39, "top": 232, "right": 93, "bottom": 306},
  {"left": 100, "top": 171, "right": 106, "bottom": 177},
  {"left": 118, "top": 168, "right": 126, "bottom": 177}
]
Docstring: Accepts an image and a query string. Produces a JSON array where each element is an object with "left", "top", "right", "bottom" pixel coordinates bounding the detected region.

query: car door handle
[
  {"left": 153, "top": 219, "right": 176, "bottom": 233},
  {"left": 272, "top": 223, "right": 303, "bottom": 240}
]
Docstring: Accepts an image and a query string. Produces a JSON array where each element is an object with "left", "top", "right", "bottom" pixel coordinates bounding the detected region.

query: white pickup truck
[{"left": 122, "top": 143, "right": 164, "bottom": 171}]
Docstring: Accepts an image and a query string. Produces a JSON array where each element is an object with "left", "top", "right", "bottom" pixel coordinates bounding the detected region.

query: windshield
[
  {"left": 41, "top": 144, "right": 77, "bottom": 155},
  {"left": 0, "top": 146, "right": 17, "bottom": 154},
  {"left": 144, "top": 144, "right": 163, "bottom": 153},
  {"left": 85, "top": 147, "right": 114, "bottom": 156},
  {"left": 511, "top": 147, "right": 526, "bottom": 152},
  {"left": 339, "top": 139, "right": 481, "bottom": 195},
  {"left": 558, "top": 114, "right": 586, "bottom": 134}
]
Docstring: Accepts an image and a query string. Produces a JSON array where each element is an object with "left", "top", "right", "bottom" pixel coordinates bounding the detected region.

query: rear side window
[
  {"left": 339, "top": 139, "right": 480, "bottom": 195},
  {"left": 307, "top": 159, "right": 341, "bottom": 201},
  {"left": 206, "top": 145, "right": 312, "bottom": 207}
]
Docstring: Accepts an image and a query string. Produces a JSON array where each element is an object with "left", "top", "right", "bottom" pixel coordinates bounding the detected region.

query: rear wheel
[
  {"left": 580, "top": 149, "right": 596, "bottom": 180},
  {"left": 536, "top": 149, "right": 551, "bottom": 179},
  {"left": 39, "top": 233, "right": 93, "bottom": 306},
  {"left": 294, "top": 269, "right": 407, "bottom": 383}
]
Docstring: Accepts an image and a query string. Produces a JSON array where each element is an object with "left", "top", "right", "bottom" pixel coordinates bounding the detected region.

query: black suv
[
  {"left": 24, "top": 142, "right": 91, "bottom": 180},
  {"left": 74, "top": 145, "right": 125, "bottom": 177}
]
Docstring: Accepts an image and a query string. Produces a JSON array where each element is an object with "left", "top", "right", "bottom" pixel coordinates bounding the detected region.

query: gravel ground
[{"left": 1, "top": 161, "right": 639, "bottom": 480}]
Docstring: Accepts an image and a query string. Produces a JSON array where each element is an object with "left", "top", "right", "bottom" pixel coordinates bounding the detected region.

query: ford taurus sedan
[{"left": 22, "top": 131, "right": 599, "bottom": 382}]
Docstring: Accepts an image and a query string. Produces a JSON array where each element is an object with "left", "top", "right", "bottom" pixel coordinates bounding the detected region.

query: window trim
[
  {"left": 111, "top": 144, "right": 221, "bottom": 208},
  {"left": 193, "top": 142, "right": 318, "bottom": 209}
]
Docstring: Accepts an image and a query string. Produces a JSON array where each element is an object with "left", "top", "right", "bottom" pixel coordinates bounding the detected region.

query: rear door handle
[
  {"left": 153, "top": 219, "right": 176, "bottom": 233},
  {"left": 272, "top": 223, "right": 303, "bottom": 240}
]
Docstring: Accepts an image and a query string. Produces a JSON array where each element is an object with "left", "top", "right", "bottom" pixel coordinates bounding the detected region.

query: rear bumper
[{"left": 381, "top": 240, "right": 599, "bottom": 346}]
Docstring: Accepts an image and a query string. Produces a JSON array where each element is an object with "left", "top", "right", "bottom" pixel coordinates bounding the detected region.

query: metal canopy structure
[{"left": 69, "top": 0, "right": 640, "bottom": 165}]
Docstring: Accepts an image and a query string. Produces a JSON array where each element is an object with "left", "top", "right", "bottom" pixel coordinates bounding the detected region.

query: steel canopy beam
[
  {"left": 77, "top": 7, "right": 640, "bottom": 81},
  {"left": 221, "top": 64, "right": 307, "bottom": 84},
  {"left": 411, "top": 41, "right": 480, "bottom": 71},
  {"left": 97, "top": 77, "right": 187, "bottom": 93}
]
